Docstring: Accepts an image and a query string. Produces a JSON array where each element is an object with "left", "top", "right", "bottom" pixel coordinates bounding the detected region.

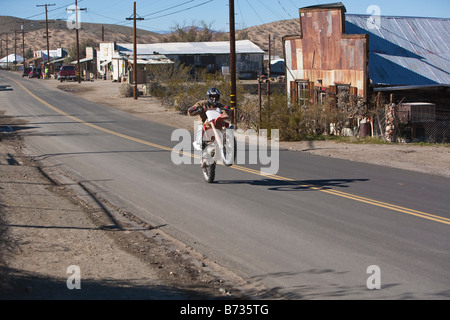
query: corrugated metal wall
[{"left": 284, "top": 5, "right": 368, "bottom": 103}]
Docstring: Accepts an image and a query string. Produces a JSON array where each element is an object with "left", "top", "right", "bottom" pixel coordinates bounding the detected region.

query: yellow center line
[{"left": 6, "top": 74, "right": 449, "bottom": 226}]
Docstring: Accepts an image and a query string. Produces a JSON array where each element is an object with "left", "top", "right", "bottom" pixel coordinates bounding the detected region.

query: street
[{"left": 1, "top": 70, "right": 449, "bottom": 299}]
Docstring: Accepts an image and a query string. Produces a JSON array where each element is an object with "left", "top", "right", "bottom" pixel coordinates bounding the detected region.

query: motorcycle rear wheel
[{"left": 202, "top": 163, "right": 216, "bottom": 183}]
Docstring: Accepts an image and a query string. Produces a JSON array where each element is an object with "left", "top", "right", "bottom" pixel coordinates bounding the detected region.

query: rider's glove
[{"left": 188, "top": 106, "right": 198, "bottom": 114}]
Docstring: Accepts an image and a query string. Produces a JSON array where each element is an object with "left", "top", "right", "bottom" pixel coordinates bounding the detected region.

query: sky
[{"left": 1, "top": 0, "right": 449, "bottom": 33}]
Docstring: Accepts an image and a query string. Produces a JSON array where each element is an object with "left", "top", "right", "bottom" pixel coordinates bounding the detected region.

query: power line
[
  {"left": 278, "top": 0, "right": 293, "bottom": 18},
  {"left": 145, "top": 0, "right": 214, "bottom": 20},
  {"left": 246, "top": 0, "right": 264, "bottom": 24},
  {"left": 111, "top": 0, "right": 211, "bottom": 24},
  {"left": 88, "top": 10, "right": 127, "bottom": 24},
  {"left": 141, "top": 0, "right": 195, "bottom": 18},
  {"left": 0, "top": 0, "right": 84, "bottom": 28},
  {"left": 255, "top": 0, "right": 285, "bottom": 20},
  {"left": 236, "top": 0, "right": 247, "bottom": 29}
]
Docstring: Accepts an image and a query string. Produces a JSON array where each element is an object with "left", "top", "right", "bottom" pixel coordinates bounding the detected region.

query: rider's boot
[{"left": 192, "top": 124, "right": 203, "bottom": 151}]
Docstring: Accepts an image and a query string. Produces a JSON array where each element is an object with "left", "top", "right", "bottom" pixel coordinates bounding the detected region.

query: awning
[
  {"left": 70, "top": 58, "right": 94, "bottom": 64},
  {"left": 50, "top": 57, "right": 65, "bottom": 64},
  {"left": 24, "top": 56, "right": 41, "bottom": 63}
]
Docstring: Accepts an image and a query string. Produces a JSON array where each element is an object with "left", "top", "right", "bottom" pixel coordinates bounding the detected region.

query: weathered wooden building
[
  {"left": 284, "top": 3, "right": 369, "bottom": 106},
  {"left": 284, "top": 2, "right": 450, "bottom": 141}
]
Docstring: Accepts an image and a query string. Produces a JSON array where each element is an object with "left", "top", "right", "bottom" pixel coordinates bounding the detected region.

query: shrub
[
  {"left": 146, "top": 63, "right": 237, "bottom": 114},
  {"left": 119, "top": 83, "right": 135, "bottom": 98}
]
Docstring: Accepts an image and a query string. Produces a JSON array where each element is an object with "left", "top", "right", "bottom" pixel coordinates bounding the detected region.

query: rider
[{"left": 188, "top": 87, "right": 228, "bottom": 151}]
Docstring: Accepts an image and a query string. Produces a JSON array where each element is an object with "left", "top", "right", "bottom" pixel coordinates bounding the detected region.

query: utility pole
[
  {"left": 75, "top": 0, "right": 80, "bottom": 83},
  {"left": 16, "top": 21, "right": 26, "bottom": 65},
  {"left": 14, "top": 30, "right": 17, "bottom": 64},
  {"left": 126, "top": 2, "right": 144, "bottom": 100},
  {"left": 267, "top": 34, "right": 271, "bottom": 106},
  {"left": 268, "top": 34, "right": 271, "bottom": 78},
  {"left": 37, "top": 4, "right": 55, "bottom": 66},
  {"left": 229, "top": 0, "right": 237, "bottom": 126},
  {"left": 102, "top": 26, "right": 104, "bottom": 42},
  {"left": 76, "top": 0, "right": 86, "bottom": 83},
  {"left": 21, "top": 25, "right": 25, "bottom": 65},
  {"left": 67, "top": 1, "right": 86, "bottom": 83},
  {"left": 5, "top": 34, "right": 9, "bottom": 68}
]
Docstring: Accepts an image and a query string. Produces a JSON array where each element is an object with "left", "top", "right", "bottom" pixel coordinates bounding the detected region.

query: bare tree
[{"left": 163, "top": 20, "right": 214, "bottom": 42}]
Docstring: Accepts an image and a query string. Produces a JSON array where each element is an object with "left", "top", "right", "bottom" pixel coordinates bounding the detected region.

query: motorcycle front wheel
[
  {"left": 221, "top": 130, "right": 236, "bottom": 167},
  {"left": 202, "top": 163, "right": 216, "bottom": 183}
]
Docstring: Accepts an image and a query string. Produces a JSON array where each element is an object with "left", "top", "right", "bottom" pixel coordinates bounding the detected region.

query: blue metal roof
[{"left": 345, "top": 14, "right": 450, "bottom": 86}]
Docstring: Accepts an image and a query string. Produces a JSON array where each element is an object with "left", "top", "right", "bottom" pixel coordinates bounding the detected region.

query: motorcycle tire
[
  {"left": 202, "top": 163, "right": 216, "bottom": 183},
  {"left": 222, "top": 130, "right": 237, "bottom": 167}
]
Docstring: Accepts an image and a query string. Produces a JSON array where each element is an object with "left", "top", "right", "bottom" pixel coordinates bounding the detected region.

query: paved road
[{"left": 1, "top": 71, "right": 449, "bottom": 299}]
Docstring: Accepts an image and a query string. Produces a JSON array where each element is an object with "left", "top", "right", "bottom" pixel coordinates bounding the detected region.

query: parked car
[
  {"left": 28, "top": 68, "right": 42, "bottom": 79},
  {"left": 57, "top": 65, "right": 77, "bottom": 82},
  {"left": 22, "top": 67, "right": 32, "bottom": 77}
]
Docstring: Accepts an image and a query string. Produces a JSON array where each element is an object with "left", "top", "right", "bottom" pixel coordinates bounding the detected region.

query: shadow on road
[{"left": 216, "top": 178, "right": 370, "bottom": 191}]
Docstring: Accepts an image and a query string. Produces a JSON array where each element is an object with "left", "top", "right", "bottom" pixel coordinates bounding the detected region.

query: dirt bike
[{"left": 200, "top": 107, "right": 236, "bottom": 183}]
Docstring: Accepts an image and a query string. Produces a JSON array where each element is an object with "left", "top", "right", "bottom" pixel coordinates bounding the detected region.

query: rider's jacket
[{"left": 188, "top": 100, "right": 225, "bottom": 123}]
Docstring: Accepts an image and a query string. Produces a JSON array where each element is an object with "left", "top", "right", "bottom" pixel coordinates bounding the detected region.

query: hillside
[
  {"left": 0, "top": 16, "right": 164, "bottom": 54},
  {"left": 237, "top": 18, "right": 300, "bottom": 57},
  {"left": 0, "top": 15, "right": 301, "bottom": 57}
]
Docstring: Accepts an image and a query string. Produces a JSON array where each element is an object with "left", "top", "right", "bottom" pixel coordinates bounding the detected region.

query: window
[
  {"left": 297, "top": 80, "right": 310, "bottom": 106},
  {"left": 335, "top": 83, "right": 351, "bottom": 107},
  {"left": 61, "top": 65, "right": 76, "bottom": 71},
  {"left": 201, "top": 55, "right": 215, "bottom": 65},
  {"left": 179, "top": 55, "right": 194, "bottom": 65},
  {"left": 336, "top": 84, "right": 350, "bottom": 93},
  {"left": 315, "top": 87, "right": 327, "bottom": 105}
]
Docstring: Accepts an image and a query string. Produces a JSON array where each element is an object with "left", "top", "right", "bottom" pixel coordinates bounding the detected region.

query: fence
[
  {"left": 423, "top": 113, "right": 450, "bottom": 143},
  {"left": 372, "top": 104, "right": 450, "bottom": 143}
]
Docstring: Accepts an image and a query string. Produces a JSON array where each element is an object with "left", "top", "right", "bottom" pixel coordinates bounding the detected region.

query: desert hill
[
  {"left": 0, "top": 16, "right": 163, "bottom": 54},
  {"left": 0, "top": 15, "right": 301, "bottom": 57},
  {"left": 237, "top": 18, "right": 300, "bottom": 57}
]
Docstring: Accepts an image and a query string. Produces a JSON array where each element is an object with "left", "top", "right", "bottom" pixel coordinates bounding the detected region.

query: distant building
[
  {"left": 96, "top": 40, "right": 265, "bottom": 81},
  {"left": 96, "top": 42, "right": 174, "bottom": 82},
  {"left": 33, "top": 48, "right": 67, "bottom": 60},
  {"left": 0, "top": 54, "right": 24, "bottom": 68},
  {"left": 24, "top": 48, "right": 67, "bottom": 70}
]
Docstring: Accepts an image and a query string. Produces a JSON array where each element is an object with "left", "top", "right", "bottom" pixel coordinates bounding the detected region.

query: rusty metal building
[
  {"left": 284, "top": 3, "right": 369, "bottom": 106},
  {"left": 283, "top": 2, "right": 450, "bottom": 141}
]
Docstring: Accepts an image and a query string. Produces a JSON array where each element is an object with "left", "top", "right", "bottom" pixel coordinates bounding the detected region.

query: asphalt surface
[{"left": 1, "top": 70, "right": 449, "bottom": 299}]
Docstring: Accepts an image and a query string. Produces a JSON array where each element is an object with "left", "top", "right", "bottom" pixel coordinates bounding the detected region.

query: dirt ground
[{"left": 0, "top": 75, "right": 449, "bottom": 300}]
